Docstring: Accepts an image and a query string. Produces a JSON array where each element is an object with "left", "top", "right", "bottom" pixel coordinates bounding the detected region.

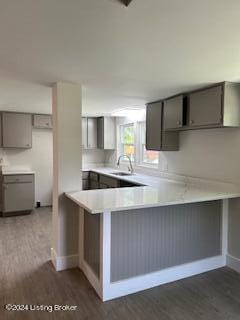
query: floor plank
[{"left": 1, "top": 208, "right": 240, "bottom": 319}]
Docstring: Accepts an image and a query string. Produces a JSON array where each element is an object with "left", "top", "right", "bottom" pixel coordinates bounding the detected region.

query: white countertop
[
  {"left": 1, "top": 169, "right": 35, "bottom": 175},
  {"left": 66, "top": 167, "right": 240, "bottom": 214}
]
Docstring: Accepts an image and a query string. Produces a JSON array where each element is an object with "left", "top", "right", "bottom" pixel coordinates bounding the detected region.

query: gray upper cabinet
[
  {"left": 189, "top": 86, "right": 223, "bottom": 127},
  {"left": 97, "top": 117, "right": 115, "bottom": 150},
  {"left": 146, "top": 101, "right": 179, "bottom": 151},
  {"left": 33, "top": 114, "right": 52, "bottom": 129},
  {"left": 162, "top": 82, "right": 240, "bottom": 131},
  {"left": 87, "top": 118, "right": 98, "bottom": 149},
  {"left": 82, "top": 117, "right": 98, "bottom": 149},
  {"left": 163, "top": 95, "right": 184, "bottom": 130},
  {"left": 2, "top": 112, "right": 32, "bottom": 148}
]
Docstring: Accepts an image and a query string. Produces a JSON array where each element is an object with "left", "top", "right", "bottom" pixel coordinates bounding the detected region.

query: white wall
[
  {"left": 83, "top": 149, "right": 116, "bottom": 168},
  {"left": 116, "top": 116, "right": 240, "bottom": 184},
  {"left": 1, "top": 128, "right": 53, "bottom": 206},
  {"left": 161, "top": 127, "right": 240, "bottom": 184}
]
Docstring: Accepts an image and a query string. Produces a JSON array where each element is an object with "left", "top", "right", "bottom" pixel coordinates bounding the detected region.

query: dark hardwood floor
[{"left": 1, "top": 208, "right": 240, "bottom": 320}]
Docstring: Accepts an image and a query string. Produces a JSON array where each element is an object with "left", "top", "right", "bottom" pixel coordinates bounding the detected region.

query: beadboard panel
[
  {"left": 84, "top": 210, "right": 100, "bottom": 278},
  {"left": 111, "top": 201, "right": 221, "bottom": 282}
]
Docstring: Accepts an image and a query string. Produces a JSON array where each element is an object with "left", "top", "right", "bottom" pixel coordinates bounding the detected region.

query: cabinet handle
[
  {"left": 190, "top": 120, "right": 194, "bottom": 124},
  {"left": 3, "top": 184, "right": 8, "bottom": 189},
  {"left": 177, "top": 121, "right": 182, "bottom": 125}
]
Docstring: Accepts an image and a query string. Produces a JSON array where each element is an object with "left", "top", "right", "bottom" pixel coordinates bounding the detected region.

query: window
[
  {"left": 139, "top": 122, "right": 159, "bottom": 166},
  {"left": 120, "top": 123, "right": 135, "bottom": 161}
]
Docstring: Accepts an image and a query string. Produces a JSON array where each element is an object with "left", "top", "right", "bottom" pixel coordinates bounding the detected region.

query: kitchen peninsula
[{"left": 66, "top": 168, "right": 240, "bottom": 301}]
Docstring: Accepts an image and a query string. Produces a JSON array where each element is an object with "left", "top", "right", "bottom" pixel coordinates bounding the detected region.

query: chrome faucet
[{"left": 117, "top": 154, "right": 134, "bottom": 174}]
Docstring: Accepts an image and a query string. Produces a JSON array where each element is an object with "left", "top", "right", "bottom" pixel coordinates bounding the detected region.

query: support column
[{"left": 51, "top": 82, "right": 82, "bottom": 271}]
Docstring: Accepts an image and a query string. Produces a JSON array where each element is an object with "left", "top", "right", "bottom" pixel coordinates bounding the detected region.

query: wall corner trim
[
  {"left": 51, "top": 247, "right": 79, "bottom": 271},
  {"left": 226, "top": 254, "right": 240, "bottom": 273}
]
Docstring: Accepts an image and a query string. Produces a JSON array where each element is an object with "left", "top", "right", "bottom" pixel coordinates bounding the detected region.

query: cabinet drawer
[
  {"left": 99, "top": 175, "right": 119, "bottom": 188},
  {"left": 3, "top": 174, "right": 34, "bottom": 184},
  {"left": 82, "top": 171, "right": 89, "bottom": 180},
  {"left": 89, "top": 172, "right": 98, "bottom": 182}
]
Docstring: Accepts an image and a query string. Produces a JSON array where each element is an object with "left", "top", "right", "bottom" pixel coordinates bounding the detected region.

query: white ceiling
[{"left": 0, "top": 0, "right": 240, "bottom": 115}]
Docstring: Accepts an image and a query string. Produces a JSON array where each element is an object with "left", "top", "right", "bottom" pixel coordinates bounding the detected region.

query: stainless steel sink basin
[{"left": 110, "top": 171, "right": 134, "bottom": 176}]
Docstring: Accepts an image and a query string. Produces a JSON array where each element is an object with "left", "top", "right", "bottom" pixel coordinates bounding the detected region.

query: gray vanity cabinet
[
  {"left": 97, "top": 117, "right": 116, "bottom": 150},
  {"left": 1, "top": 174, "right": 35, "bottom": 216},
  {"left": 146, "top": 101, "right": 179, "bottom": 151},
  {"left": 2, "top": 112, "right": 32, "bottom": 148},
  {"left": 189, "top": 86, "right": 223, "bottom": 127},
  {"left": 82, "top": 117, "right": 98, "bottom": 149},
  {"left": 163, "top": 95, "right": 184, "bottom": 130}
]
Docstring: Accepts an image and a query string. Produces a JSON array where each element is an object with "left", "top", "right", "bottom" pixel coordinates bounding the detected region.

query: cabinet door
[
  {"left": 103, "top": 117, "right": 115, "bottom": 150},
  {"left": 33, "top": 114, "right": 52, "bottom": 129},
  {"left": 97, "top": 117, "right": 104, "bottom": 149},
  {"left": 3, "top": 177, "right": 34, "bottom": 213},
  {"left": 2, "top": 113, "right": 32, "bottom": 148},
  {"left": 189, "top": 86, "right": 223, "bottom": 127},
  {"left": 97, "top": 117, "right": 116, "bottom": 150},
  {"left": 87, "top": 118, "right": 98, "bottom": 149},
  {"left": 90, "top": 181, "right": 99, "bottom": 190},
  {"left": 82, "top": 117, "right": 88, "bottom": 149},
  {"left": 164, "top": 95, "right": 183, "bottom": 130},
  {"left": 0, "top": 113, "right": 2, "bottom": 147},
  {"left": 146, "top": 102, "right": 162, "bottom": 151},
  {"left": 82, "top": 180, "right": 89, "bottom": 190}
]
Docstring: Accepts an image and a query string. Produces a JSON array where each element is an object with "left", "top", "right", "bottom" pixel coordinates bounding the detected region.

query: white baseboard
[
  {"left": 102, "top": 255, "right": 225, "bottom": 301},
  {"left": 81, "top": 260, "right": 102, "bottom": 298},
  {"left": 226, "top": 254, "right": 240, "bottom": 273},
  {"left": 51, "top": 248, "right": 79, "bottom": 271}
]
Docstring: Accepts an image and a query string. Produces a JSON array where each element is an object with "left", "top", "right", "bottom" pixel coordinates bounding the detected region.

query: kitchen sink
[{"left": 110, "top": 171, "right": 134, "bottom": 176}]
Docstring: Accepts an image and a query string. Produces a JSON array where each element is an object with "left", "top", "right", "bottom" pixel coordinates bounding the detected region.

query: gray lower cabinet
[
  {"left": 146, "top": 101, "right": 179, "bottom": 151},
  {"left": 82, "top": 171, "right": 89, "bottom": 190},
  {"left": 2, "top": 112, "right": 32, "bottom": 148},
  {"left": 90, "top": 181, "right": 99, "bottom": 189},
  {"left": 97, "top": 117, "right": 116, "bottom": 150},
  {"left": 33, "top": 114, "right": 52, "bottom": 129},
  {"left": 1, "top": 174, "right": 35, "bottom": 215},
  {"left": 163, "top": 95, "right": 184, "bottom": 130},
  {"left": 99, "top": 174, "right": 119, "bottom": 188}
]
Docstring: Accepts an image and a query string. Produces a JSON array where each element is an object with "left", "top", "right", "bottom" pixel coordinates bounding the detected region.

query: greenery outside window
[{"left": 120, "top": 123, "right": 135, "bottom": 161}]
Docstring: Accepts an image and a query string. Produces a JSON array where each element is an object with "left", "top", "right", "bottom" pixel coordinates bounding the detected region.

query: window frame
[
  {"left": 119, "top": 122, "right": 136, "bottom": 163},
  {"left": 118, "top": 120, "right": 160, "bottom": 169}
]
